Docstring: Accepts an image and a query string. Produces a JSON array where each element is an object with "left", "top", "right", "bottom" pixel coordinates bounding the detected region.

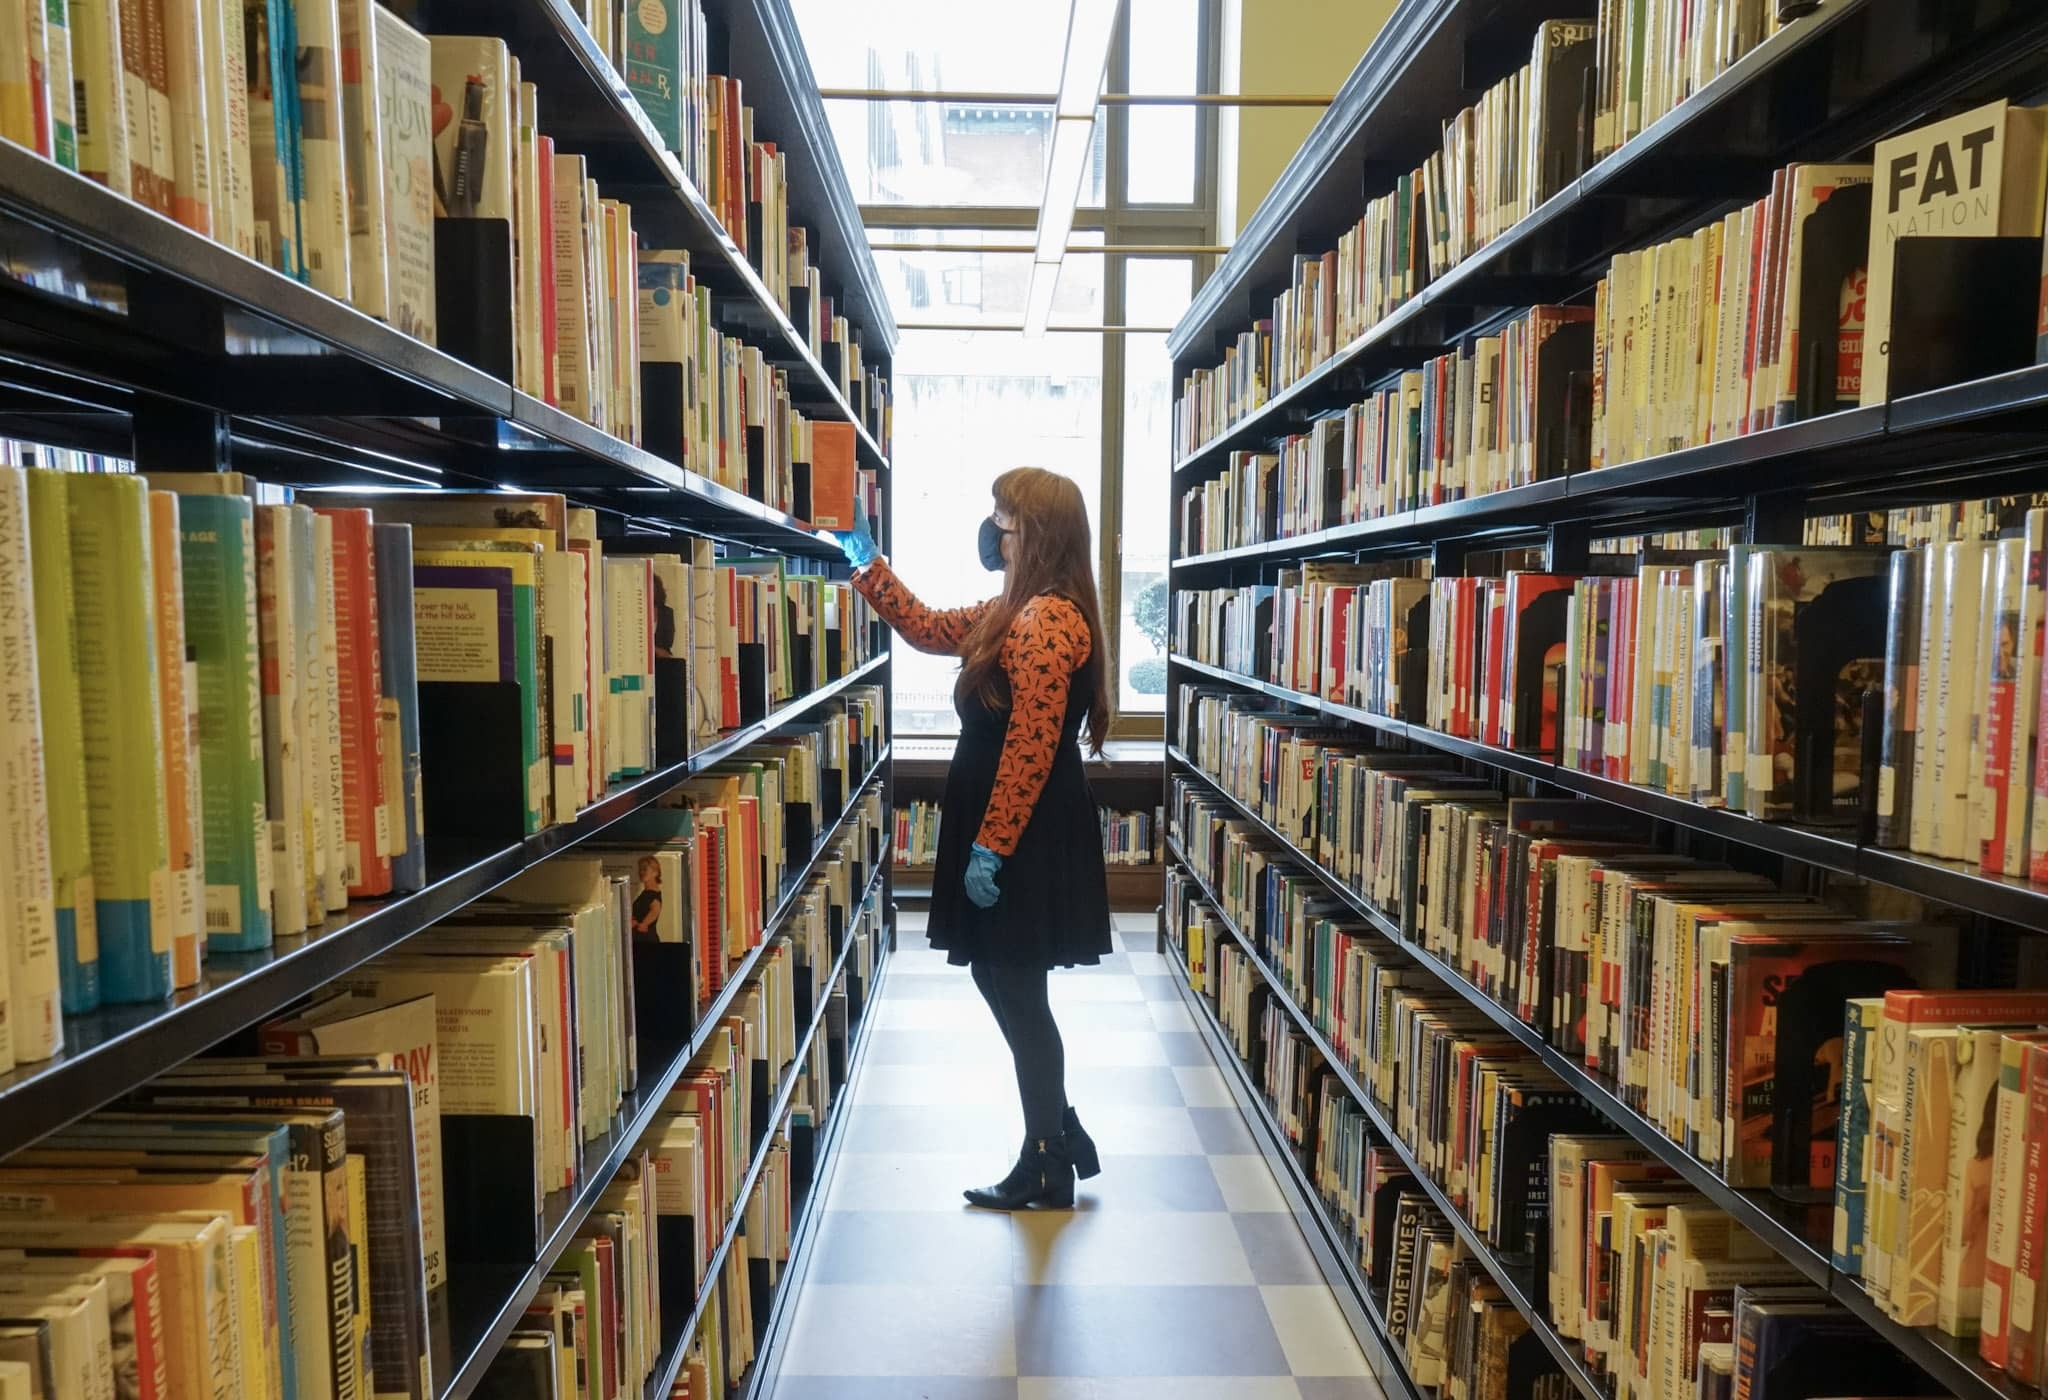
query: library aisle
[{"left": 764, "top": 911, "right": 1382, "bottom": 1399}]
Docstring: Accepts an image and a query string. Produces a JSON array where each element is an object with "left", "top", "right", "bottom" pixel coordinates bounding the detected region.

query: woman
[{"left": 835, "top": 467, "right": 1114, "bottom": 1209}]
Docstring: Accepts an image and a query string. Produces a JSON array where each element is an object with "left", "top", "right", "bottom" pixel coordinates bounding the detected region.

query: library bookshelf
[
  {"left": 1162, "top": 4, "right": 2048, "bottom": 1400},
  {"left": 0, "top": 0, "right": 895, "bottom": 1394}
]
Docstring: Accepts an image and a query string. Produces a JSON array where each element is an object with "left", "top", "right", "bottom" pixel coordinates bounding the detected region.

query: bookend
[
  {"left": 745, "top": 424, "right": 767, "bottom": 500},
  {"left": 1788, "top": 573, "right": 1888, "bottom": 823},
  {"left": 749, "top": 1060, "right": 772, "bottom": 1157},
  {"left": 654, "top": 656, "right": 691, "bottom": 768},
  {"left": 641, "top": 362, "right": 686, "bottom": 467},
  {"left": 434, "top": 219, "right": 515, "bottom": 384},
  {"left": 738, "top": 642, "right": 769, "bottom": 724},
  {"left": 790, "top": 629, "right": 816, "bottom": 694},
  {"left": 1791, "top": 182, "right": 1872, "bottom": 420},
  {"left": 749, "top": 1250, "right": 773, "bottom": 1346},
  {"left": 1506, "top": 1328, "right": 1565, "bottom": 1400},
  {"left": 1767, "top": 956, "right": 1921, "bottom": 1205},
  {"left": 794, "top": 963, "right": 815, "bottom": 1027},
  {"left": 420, "top": 681, "right": 529, "bottom": 845},
  {"left": 785, "top": 799, "right": 817, "bottom": 870},
  {"left": 656, "top": 1208, "right": 701, "bottom": 1321},
  {"left": 1884, "top": 236, "right": 2041, "bottom": 401},
  {"left": 792, "top": 459, "right": 814, "bottom": 522},
  {"left": 443, "top": 1113, "right": 543, "bottom": 1263},
  {"left": 632, "top": 939, "right": 697, "bottom": 1041},
  {"left": 820, "top": 766, "right": 844, "bottom": 820},
  {"left": 826, "top": 995, "right": 849, "bottom": 1082},
  {"left": 1534, "top": 321, "right": 1594, "bottom": 480}
]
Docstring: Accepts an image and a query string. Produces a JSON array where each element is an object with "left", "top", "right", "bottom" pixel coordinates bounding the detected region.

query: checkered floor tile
[{"left": 762, "top": 912, "right": 1386, "bottom": 1399}]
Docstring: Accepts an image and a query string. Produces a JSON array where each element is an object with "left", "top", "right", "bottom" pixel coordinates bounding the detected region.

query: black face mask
[{"left": 977, "top": 516, "right": 1010, "bottom": 572}]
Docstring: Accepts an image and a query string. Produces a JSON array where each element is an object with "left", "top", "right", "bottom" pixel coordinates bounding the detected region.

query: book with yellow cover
[
  {"left": 67, "top": 473, "right": 170, "bottom": 1004},
  {"left": 0, "top": 467, "right": 59, "bottom": 1066},
  {"left": 27, "top": 468, "right": 97, "bottom": 1016}
]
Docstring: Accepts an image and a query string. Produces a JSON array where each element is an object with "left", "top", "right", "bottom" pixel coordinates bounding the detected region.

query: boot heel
[{"left": 1068, "top": 1135, "right": 1102, "bottom": 1180}]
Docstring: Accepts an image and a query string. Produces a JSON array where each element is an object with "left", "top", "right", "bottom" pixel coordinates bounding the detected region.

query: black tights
[{"left": 970, "top": 960, "right": 1068, "bottom": 1140}]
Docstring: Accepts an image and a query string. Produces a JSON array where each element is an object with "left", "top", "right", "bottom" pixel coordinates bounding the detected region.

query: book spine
[
  {"left": 371, "top": 523, "right": 421, "bottom": 892},
  {"left": 115, "top": 0, "right": 160, "bottom": 207},
  {"left": 146, "top": 491, "right": 201, "bottom": 990},
  {"left": 1985, "top": 1036, "right": 2038, "bottom": 1367},
  {"left": 318, "top": 510, "right": 389, "bottom": 896},
  {"left": 44, "top": 0, "right": 76, "bottom": 167},
  {"left": 69, "top": 0, "right": 130, "bottom": 193},
  {"left": 336, "top": 0, "right": 384, "bottom": 315},
  {"left": 1877, "top": 548, "right": 1923, "bottom": 848},
  {"left": 161, "top": 0, "right": 211, "bottom": 233},
  {"left": 2008, "top": 1058, "right": 2048, "bottom": 1384},
  {"left": 254, "top": 504, "right": 308, "bottom": 937},
  {"left": 66, "top": 472, "right": 171, "bottom": 1003},
  {"left": 308, "top": 510, "right": 347, "bottom": 914},
  {"left": 370, "top": 5, "right": 431, "bottom": 342},
  {"left": 209, "top": 0, "right": 255, "bottom": 256},
  {"left": 0, "top": 467, "right": 59, "bottom": 1068},
  {"left": 25, "top": 468, "right": 100, "bottom": 1013},
  {"left": 291, "top": 0, "right": 349, "bottom": 296},
  {"left": 177, "top": 493, "right": 273, "bottom": 951}
]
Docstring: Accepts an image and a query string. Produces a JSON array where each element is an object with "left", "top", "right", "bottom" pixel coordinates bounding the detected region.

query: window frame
[{"left": 835, "top": 0, "right": 1224, "bottom": 739}]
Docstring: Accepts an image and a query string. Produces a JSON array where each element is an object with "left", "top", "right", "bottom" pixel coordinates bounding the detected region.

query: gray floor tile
[
  {"left": 1067, "top": 1154, "right": 1228, "bottom": 1212},
  {"left": 1062, "top": 1064, "right": 1187, "bottom": 1107},
  {"left": 770, "top": 1382, "right": 1019, "bottom": 1400},
  {"left": 809, "top": 1209, "right": 1017, "bottom": 1285},
  {"left": 1294, "top": 1380, "right": 1389, "bottom": 1400},
  {"left": 1156, "top": 1030, "right": 1215, "bottom": 1066},
  {"left": 1135, "top": 974, "right": 1180, "bottom": 1001},
  {"left": 1234, "top": 1211, "right": 1327, "bottom": 1283},
  {"left": 1188, "top": 1105, "right": 1259, "bottom": 1154},
  {"left": 842, "top": 1103, "right": 1019, "bottom": 1154},
  {"left": 1012, "top": 1284, "right": 1292, "bottom": 1376}
]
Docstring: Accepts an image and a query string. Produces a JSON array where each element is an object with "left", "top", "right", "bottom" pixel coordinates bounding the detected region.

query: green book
[
  {"left": 178, "top": 493, "right": 275, "bottom": 952},
  {"left": 66, "top": 473, "right": 170, "bottom": 1003},
  {"left": 27, "top": 468, "right": 98, "bottom": 1011},
  {"left": 623, "top": 0, "right": 684, "bottom": 152}
]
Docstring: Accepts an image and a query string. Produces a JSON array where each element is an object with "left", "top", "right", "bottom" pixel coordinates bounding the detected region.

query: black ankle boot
[
  {"left": 963, "top": 1134, "right": 1076, "bottom": 1210},
  {"left": 1063, "top": 1107, "right": 1102, "bottom": 1180}
]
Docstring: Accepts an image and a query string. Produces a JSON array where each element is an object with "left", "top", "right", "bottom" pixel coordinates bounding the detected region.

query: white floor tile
[
  {"left": 779, "top": 1284, "right": 1017, "bottom": 1376},
  {"left": 1207, "top": 1155, "right": 1291, "bottom": 1213},
  {"left": 1012, "top": 1210, "right": 1255, "bottom": 1286},
  {"left": 1260, "top": 1286, "right": 1371, "bottom": 1377},
  {"left": 1173, "top": 1065, "right": 1234, "bottom": 1108}
]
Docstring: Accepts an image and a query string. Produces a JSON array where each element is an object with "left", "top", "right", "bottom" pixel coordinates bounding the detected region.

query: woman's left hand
[{"left": 964, "top": 843, "right": 1003, "bottom": 909}]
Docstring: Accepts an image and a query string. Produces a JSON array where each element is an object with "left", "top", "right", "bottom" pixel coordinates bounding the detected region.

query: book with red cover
[
  {"left": 314, "top": 508, "right": 390, "bottom": 897},
  {"left": 808, "top": 422, "right": 857, "bottom": 530}
]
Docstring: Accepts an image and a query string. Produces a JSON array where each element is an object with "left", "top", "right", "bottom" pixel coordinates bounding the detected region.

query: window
[{"left": 795, "top": 0, "right": 1221, "bottom": 737}]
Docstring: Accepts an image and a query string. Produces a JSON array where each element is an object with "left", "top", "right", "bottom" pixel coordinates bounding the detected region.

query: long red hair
[{"left": 957, "top": 467, "right": 1110, "bottom": 754}]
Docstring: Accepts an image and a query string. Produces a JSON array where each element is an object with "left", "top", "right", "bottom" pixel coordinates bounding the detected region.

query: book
[
  {"left": 371, "top": 3, "right": 434, "bottom": 342},
  {"left": 0, "top": 467, "right": 59, "bottom": 1066},
  {"left": 145, "top": 491, "right": 201, "bottom": 989},
  {"left": 70, "top": 0, "right": 129, "bottom": 195},
  {"left": 1865, "top": 101, "right": 2048, "bottom": 402},
  {"left": 176, "top": 491, "right": 274, "bottom": 952},
  {"left": 372, "top": 522, "right": 423, "bottom": 893},
  {"left": 66, "top": 473, "right": 171, "bottom": 1004},
  {"left": 292, "top": 0, "right": 351, "bottom": 297},
  {"left": 254, "top": 504, "right": 309, "bottom": 937},
  {"left": 314, "top": 507, "right": 390, "bottom": 897},
  {"left": 335, "top": 0, "right": 385, "bottom": 317}
]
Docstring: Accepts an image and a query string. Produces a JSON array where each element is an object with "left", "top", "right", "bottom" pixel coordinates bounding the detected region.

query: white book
[
  {"left": 371, "top": 4, "right": 434, "bottom": 343},
  {"left": 311, "top": 513, "right": 347, "bottom": 913},
  {"left": 44, "top": 0, "right": 75, "bottom": 170},
  {"left": 1999, "top": 509, "right": 2048, "bottom": 875},
  {"left": 204, "top": 0, "right": 255, "bottom": 257},
  {"left": 513, "top": 77, "right": 544, "bottom": 399},
  {"left": 1929, "top": 541, "right": 1991, "bottom": 862},
  {"left": 0, "top": 467, "right": 59, "bottom": 1069},
  {"left": 0, "top": 1279, "right": 113, "bottom": 1400},
  {"left": 337, "top": 0, "right": 386, "bottom": 317},
  {"left": 340, "top": 956, "right": 537, "bottom": 1117},
  {"left": 604, "top": 556, "right": 652, "bottom": 779},
  {"left": 289, "top": 506, "right": 329, "bottom": 926},
  {"left": 543, "top": 548, "right": 589, "bottom": 819},
  {"left": 0, "top": 1360, "right": 29, "bottom": 1400},
  {"left": 292, "top": 0, "right": 352, "bottom": 298},
  {"left": 254, "top": 505, "right": 308, "bottom": 937},
  {"left": 1911, "top": 542, "right": 1947, "bottom": 852},
  {"left": 68, "top": 0, "right": 129, "bottom": 195},
  {"left": 551, "top": 153, "right": 594, "bottom": 421},
  {"left": 162, "top": 0, "right": 214, "bottom": 235}
]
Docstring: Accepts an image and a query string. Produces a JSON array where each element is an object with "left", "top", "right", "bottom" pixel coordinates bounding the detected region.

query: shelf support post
[
  {"left": 1545, "top": 522, "right": 1591, "bottom": 573},
  {"left": 130, "top": 400, "right": 231, "bottom": 475},
  {"left": 1744, "top": 493, "right": 1807, "bottom": 546}
]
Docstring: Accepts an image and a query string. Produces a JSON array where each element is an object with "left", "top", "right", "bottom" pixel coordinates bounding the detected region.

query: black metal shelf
[
  {"left": 1163, "top": 838, "right": 1607, "bottom": 1400},
  {"left": 0, "top": 661, "right": 892, "bottom": 1158},
  {"left": 1167, "top": 655, "right": 2048, "bottom": 930},
  {"left": 436, "top": 764, "right": 890, "bottom": 1400},
  {"left": 733, "top": 923, "right": 892, "bottom": 1400},
  {"left": 1169, "top": 0, "right": 2048, "bottom": 474},
  {"left": 1163, "top": 926, "right": 1428, "bottom": 1400},
  {"left": 643, "top": 850, "right": 891, "bottom": 1400}
]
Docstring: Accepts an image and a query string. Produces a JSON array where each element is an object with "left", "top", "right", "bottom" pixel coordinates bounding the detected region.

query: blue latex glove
[
  {"left": 832, "top": 497, "right": 879, "bottom": 569},
  {"left": 964, "top": 842, "right": 1003, "bottom": 909}
]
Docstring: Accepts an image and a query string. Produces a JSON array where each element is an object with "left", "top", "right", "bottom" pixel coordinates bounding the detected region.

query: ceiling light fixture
[{"left": 1025, "top": 0, "right": 1122, "bottom": 336}]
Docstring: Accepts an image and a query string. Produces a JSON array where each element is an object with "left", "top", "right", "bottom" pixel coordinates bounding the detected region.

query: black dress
[{"left": 927, "top": 650, "right": 1114, "bottom": 970}]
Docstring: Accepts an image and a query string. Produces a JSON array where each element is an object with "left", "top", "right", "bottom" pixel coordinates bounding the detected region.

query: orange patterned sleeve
[
  {"left": 852, "top": 558, "right": 991, "bottom": 657},
  {"left": 975, "top": 593, "right": 1092, "bottom": 857}
]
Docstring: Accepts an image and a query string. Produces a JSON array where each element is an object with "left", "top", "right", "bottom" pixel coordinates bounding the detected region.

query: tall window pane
[
  {"left": 791, "top": 0, "right": 1070, "bottom": 93},
  {"left": 1118, "top": 258, "right": 1195, "bottom": 713},
  {"left": 1125, "top": 0, "right": 1199, "bottom": 205},
  {"left": 870, "top": 232, "right": 1105, "bottom": 327},
  {"left": 889, "top": 328, "right": 1105, "bottom": 735}
]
